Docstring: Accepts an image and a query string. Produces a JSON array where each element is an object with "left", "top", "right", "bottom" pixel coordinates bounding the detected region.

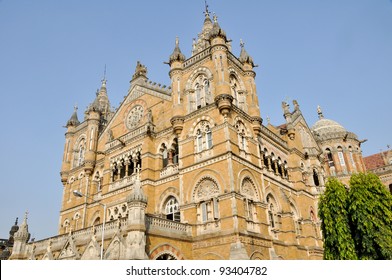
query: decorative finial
[
  {"left": 317, "top": 105, "right": 324, "bottom": 119},
  {"left": 267, "top": 116, "right": 271, "bottom": 125},
  {"left": 204, "top": 0, "right": 210, "bottom": 17},
  {"left": 101, "top": 64, "right": 107, "bottom": 88},
  {"left": 175, "top": 36, "right": 179, "bottom": 47},
  {"left": 24, "top": 211, "right": 29, "bottom": 223},
  {"left": 240, "top": 39, "right": 244, "bottom": 48},
  {"left": 15, "top": 217, "right": 18, "bottom": 225},
  {"left": 73, "top": 103, "right": 78, "bottom": 112},
  {"left": 213, "top": 13, "right": 218, "bottom": 23}
]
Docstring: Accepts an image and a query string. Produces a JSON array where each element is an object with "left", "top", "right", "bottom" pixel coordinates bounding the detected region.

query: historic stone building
[{"left": 9, "top": 8, "right": 367, "bottom": 260}]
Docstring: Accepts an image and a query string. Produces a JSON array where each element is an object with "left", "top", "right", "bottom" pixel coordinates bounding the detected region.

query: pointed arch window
[
  {"left": 196, "top": 83, "right": 201, "bottom": 109},
  {"left": 206, "top": 126, "right": 212, "bottom": 149},
  {"left": 313, "top": 169, "right": 320, "bottom": 186},
  {"left": 204, "top": 79, "right": 210, "bottom": 105},
  {"left": 165, "top": 196, "right": 180, "bottom": 222},
  {"left": 74, "top": 138, "right": 86, "bottom": 168},
  {"left": 197, "top": 129, "right": 203, "bottom": 152},
  {"left": 195, "top": 121, "right": 213, "bottom": 153},
  {"left": 326, "top": 148, "right": 334, "bottom": 166},
  {"left": 162, "top": 145, "right": 168, "bottom": 168},
  {"left": 267, "top": 195, "right": 279, "bottom": 230},
  {"left": 337, "top": 146, "right": 346, "bottom": 166},
  {"left": 191, "top": 74, "right": 210, "bottom": 112},
  {"left": 230, "top": 75, "right": 239, "bottom": 107},
  {"left": 78, "top": 145, "right": 85, "bottom": 166},
  {"left": 172, "top": 138, "right": 179, "bottom": 165}
]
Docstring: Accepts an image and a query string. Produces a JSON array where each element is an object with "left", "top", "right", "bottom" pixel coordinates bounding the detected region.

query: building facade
[{"left": 9, "top": 9, "right": 367, "bottom": 260}]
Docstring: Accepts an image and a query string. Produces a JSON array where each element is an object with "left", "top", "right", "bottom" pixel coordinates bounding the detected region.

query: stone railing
[
  {"left": 160, "top": 164, "right": 179, "bottom": 178},
  {"left": 145, "top": 215, "right": 192, "bottom": 237},
  {"left": 109, "top": 174, "right": 136, "bottom": 191},
  {"left": 183, "top": 49, "right": 211, "bottom": 68}
]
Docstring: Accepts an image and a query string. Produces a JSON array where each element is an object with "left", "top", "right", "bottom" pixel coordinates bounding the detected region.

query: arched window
[
  {"left": 241, "top": 178, "right": 258, "bottom": 222},
  {"left": 263, "top": 149, "right": 269, "bottom": 167},
  {"left": 235, "top": 120, "right": 248, "bottom": 154},
  {"left": 290, "top": 203, "right": 301, "bottom": 235},
  {"left": 165, "top": 196, "right": 180, "bottom": 222},
  {"left": 267, "top": 195, "right": 278, "bottom": 230},
  {"left": 191, "top": 74, "right": 210, "bottom": 112},
  {"left": 92, "top": 217, "right": 100, "bottom": 226},
  {"left": 197, "top": 129, "right": 203, "bottom": 152},
  {"left": 206, "top": 126, "right": 212, "bottom": 149},
  {"left": 162, "top": 144, "right": 168, "bottom": 168},
  {"left": 337, "top": 146, "right": 346, "bottom": 166},
  {"left": 349, "top": 146, "right": 356, "bottom": 171},
  {"left": 172, "top": 138, "right": 179, "bottom": 164},
  {"left": 283, "top": 161, "right": 289, "bottom": 178},
  {"left": 326, "top": 148, "right": 334, "bottom": 166},
  {"left": 277, "top": 157, "right": 283, "bottom": 177},
  {"left": 271, "top": 153, "right": 277, "bottom": 174},
  {"left": 194, "top": 121, "right": 213, "bottom": 153},
  {"left": 63, "top": 219, "right": 70, "bottom": 233},
  {"left": 313, "top": 169, "right": 320, "bottom": 186},
  {"left": 230, "top": 75, "right": 239, "bottom": 107},
  {"left": 74, "top": 138, "right": 86, "bottom": 168},
  {"left": 194, "top": 178, "right": 220, "bottom": 223},
  {"left": 195, "top": 83, "right": 201, "bottom": 109},
  {"left": 204, "top": 79, "right": 210, "bottom": 105}
]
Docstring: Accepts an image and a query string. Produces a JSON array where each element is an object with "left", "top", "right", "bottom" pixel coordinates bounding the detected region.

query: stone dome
[
  {"left": 311, "top": 105, "right": 347, "bottom": 138},
  {"left": 312, "top": 118, "right": 347, "bottom": 137}
]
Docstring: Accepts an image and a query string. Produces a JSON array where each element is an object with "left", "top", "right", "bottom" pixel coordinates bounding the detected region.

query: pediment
[
  {"left": 57, "top": 237, "right": 80, "bottom": 260},
  {"left": 104, "top": 230, "right": 126, "bottom": 260},
  {"left": 81, "top": 235, "right": 101, "bottom": 260}
]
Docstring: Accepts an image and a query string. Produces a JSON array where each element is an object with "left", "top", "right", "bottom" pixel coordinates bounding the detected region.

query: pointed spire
[
  {"left": 209, "top": 13, "right": 227, "bottom": 40},
  {"left": 13, "top": 211, "right": 30, "bottom": 242},
  {"left": 99, "top": 65, "right": 108, "bottom": 95},
  {"left": 203, "top": 1, "right": 213, "bottom": 29},
  {"left": 239, "top": 39, "right": 255, "bottom": 67},
  {"left": 169, "top": 36, "right": 186, "bottom": 65},
  {"left": 66, "top": 104, "right": 80, "bottom": 127},
  {"left": 87, "top": 74, "right": 111, "bottom": 114},
  {"left": 317, "top": 105, "right": 324, "bottom": 119}
]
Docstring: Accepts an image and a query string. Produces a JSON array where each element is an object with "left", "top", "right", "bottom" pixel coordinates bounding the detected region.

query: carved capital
[
  {"left": 170, "top": 116, "right": 185, "bottom": 136},
  {"left": 214, "top": 94, "right": 233, "bottom": 117}
]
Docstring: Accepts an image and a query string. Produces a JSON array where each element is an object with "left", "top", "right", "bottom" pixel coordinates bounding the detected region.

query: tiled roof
[{"left": 363, "top": 151, "right": 389, "bottom": 170}]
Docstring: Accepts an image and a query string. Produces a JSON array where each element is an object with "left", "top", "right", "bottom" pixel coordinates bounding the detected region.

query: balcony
[
  {"left": 109, "top": 174, "right": 137, "bottom": 191},
  {"left": 160, "top": 164, "right": 179, "bottom": 178}
]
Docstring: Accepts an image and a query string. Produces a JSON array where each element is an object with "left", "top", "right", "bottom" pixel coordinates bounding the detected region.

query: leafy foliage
[
  {"left": 319, "top": 178, "right": 357, "bottom": 259},
  {"left": 348, "top": 173, "right": 392, "bottom": 259},
  {"left": 319, "top": 173, "right": 392, "bottom": 260}
]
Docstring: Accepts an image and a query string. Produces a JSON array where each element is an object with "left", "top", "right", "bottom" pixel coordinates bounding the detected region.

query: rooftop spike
[
  {"left": 66, "top": 104, "right": 80, "bottom": 127},
  {"left": 317, "top": 105, "right": 324, "bottom": 119}
]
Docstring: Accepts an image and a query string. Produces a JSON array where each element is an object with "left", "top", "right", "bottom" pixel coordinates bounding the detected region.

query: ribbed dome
[
  {"left": 312, "top": 118, "right": 347, "bottom": 136},
  {"left": 311, "top": 105, "right": 347, "bottom": 138}
]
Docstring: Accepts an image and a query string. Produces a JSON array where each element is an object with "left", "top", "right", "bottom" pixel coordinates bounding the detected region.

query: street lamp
[{"left": 73, "top": 190, "right": 106, "bottom": 260}]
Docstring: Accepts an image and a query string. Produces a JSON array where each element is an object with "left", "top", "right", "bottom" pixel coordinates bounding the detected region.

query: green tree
[
  {"left": 319, "top": 178, "right": 357, "bottom": 259},
  {"left": 348, "top": 173, "right": 392, "bottom": 259}
]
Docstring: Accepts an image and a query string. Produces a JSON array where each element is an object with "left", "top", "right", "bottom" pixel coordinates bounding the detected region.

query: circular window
[{"left": 126, "top": 105, "right": 144, "bottom": 130}]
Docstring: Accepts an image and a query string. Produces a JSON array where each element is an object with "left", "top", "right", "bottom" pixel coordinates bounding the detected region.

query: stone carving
[{"left": 195, "top": 179, "right": 219, "bottom": 200}]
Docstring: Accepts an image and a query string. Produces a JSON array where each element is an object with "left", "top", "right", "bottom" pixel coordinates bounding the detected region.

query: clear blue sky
[{"left": 0, "top": 0, "right": 391, "bottom": 240}]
